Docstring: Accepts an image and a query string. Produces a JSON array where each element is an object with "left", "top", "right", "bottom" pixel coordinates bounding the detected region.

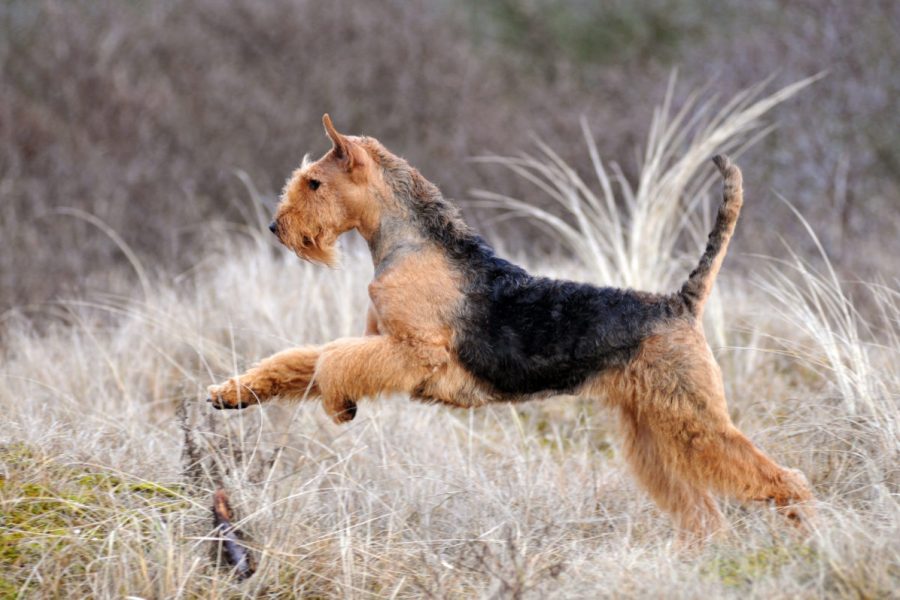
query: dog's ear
[{"left": 322, "top": 113, "right": 354, "bottom": 171}]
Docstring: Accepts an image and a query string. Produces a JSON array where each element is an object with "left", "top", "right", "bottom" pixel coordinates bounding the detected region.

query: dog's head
[{"left": 271, "top": 114, "right": 382, "bottom": 266}]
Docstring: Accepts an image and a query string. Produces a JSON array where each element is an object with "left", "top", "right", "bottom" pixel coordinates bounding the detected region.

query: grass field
[{"left": 1, "top": 85, "right": 898, "bottom": 598}]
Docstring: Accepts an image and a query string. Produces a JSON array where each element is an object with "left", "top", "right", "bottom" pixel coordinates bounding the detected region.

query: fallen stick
[{"left": 212, "top": 488, "right": 256, "bottom": 581}]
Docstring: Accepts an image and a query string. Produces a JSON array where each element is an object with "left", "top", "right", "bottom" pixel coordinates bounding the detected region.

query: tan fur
[
  {"left": 208, "top": 115, "right": 815, "bottom": 545},
  {"left": 584, "top": 321, "right": 814, "bottom": 542},
  {"left": 363, "top": 303, "right": 380, "bottom": 336},
  {"left": 273, "top": 117, "right": 382, "bottom": 266},
  {"left": 681, "top": 156, "right": 744, "bottom": 319}
]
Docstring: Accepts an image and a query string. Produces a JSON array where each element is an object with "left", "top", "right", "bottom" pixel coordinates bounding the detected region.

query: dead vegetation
[
  {"left": 1, "top": 1, "right": 898, "bottom": 596},
  {"left": 1, "top": 80, "right": 898, "bottom": 596}
]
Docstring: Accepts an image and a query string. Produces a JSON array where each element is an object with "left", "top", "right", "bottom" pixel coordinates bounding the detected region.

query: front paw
[
  {"left": 323, "top": 396, "right": 357, "bottom": 424},
  {"left": 207, "top": 379, "right": 253, "bottom": 410}
]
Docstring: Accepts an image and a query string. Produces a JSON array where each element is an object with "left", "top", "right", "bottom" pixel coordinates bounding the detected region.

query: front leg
[
  {"left": 207, "top": 346, "right": 320, "bottom": 409},
  {"left": 364, "top": 303, "right": 381, "bottom": 336},
  {"left": 208, "top": 336, "right": 443, "bottom": 423},
  {"left": 314, "top": 335, "right": 440, "bottom": 422}
]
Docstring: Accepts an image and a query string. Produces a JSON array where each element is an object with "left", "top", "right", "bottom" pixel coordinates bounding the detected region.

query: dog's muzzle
[{"left": 268, "top": 221, "right": 279, "bottom": 236}]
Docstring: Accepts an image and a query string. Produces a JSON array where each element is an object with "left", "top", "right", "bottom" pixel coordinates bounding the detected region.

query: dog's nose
[{"left": 268, "top": 221, "right": 279, "bottom": 236}]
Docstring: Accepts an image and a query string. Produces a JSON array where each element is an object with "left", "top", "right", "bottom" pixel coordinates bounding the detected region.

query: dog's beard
[
  {"left": 291, "top": 234, "right": 340, "bottom": 267},
  {"left": 278, "top": 212, "right": 341, "bottom": 267}
]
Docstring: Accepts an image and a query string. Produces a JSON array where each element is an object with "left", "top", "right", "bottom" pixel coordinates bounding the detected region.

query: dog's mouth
[{"left": 270, "top": 214, "right": 339, "bottom": 266}]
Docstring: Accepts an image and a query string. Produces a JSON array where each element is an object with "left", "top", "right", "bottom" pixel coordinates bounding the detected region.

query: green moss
[
  {"left": 128, "top": 480, "right": 183, "bottom": 499},
  {"left": 0, "top": 442, "right": 190, "bottom": 594},
  {"left": 0, "top": 576, "right": 21, "bottom": 600},
  {"left": 704, "top": 543, "right": 817, "bottom": 587},
  {"left": 76, "top": 472, "right": 122, "bottom": 490}
]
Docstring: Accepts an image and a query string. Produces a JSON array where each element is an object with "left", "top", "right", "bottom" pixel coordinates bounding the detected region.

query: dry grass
[
  {"left": 1, "top": 87, "right": 898, "bottom": 597},
  {"left": 2, "top": 232, "right": 897, "bottom": 598},
  {"left": 470, "top": 74, "right": 820, "bottom": 292}
]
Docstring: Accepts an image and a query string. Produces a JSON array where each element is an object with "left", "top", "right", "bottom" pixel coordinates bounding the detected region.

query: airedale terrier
[{"left": 208, "top": 115, "right": 814, "bottom": 542}]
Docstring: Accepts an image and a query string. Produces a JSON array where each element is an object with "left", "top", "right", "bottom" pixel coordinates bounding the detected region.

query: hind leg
[
  {"left": 641, "top": 392, "right": 816, "bottom": 530},
  {"left": 626, "top": 327, "right": 815, "bottom": 531},
  {"left": 619, "top": 406, "right": 725, "bottom": 546},
  {"left": 644, "top": 388, "right": 816, "bottom": 529},
  {"left": 691, "top": 425, "right": 815, "bottom": 528}
]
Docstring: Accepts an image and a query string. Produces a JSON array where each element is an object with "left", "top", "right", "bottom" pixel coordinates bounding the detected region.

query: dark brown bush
[{"left": 1, "top": 0, "right": 897, "bottom": 311}]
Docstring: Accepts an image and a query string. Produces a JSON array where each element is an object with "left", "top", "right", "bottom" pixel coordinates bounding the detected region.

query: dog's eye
[{"left": 308, "top": 179, "right": 321, "bottom": 191}]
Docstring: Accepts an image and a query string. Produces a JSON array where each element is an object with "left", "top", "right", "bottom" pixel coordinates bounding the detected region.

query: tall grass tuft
[{"left": 471, "top": 75, "right": 821, "bottom": 292}]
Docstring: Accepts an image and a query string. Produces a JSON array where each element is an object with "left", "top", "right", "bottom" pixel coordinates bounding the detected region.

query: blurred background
[
  {"left": 2, "top": 4, "right": 899, "bottom": 595},
  {"left": 1, "top": 0, "right": 898, "bottom": 312}
]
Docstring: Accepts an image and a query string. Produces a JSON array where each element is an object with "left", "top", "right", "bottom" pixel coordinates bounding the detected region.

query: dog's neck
[
  {"left": 361, "top": 163, "right": 434, "bottom": 271},
  {"left": 360, "top": 149, "right": 478, "bottom": 272},
  {"left": 364, "top": 210, "right": 426, "bottom": 273}
]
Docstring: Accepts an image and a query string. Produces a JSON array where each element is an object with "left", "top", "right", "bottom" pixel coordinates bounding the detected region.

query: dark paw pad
[
  {"left": 207, "top": 395, "right": 249, "bottom": 410},
  {"left": 333, "top": 398, "right": 357, "bottom": 423}
]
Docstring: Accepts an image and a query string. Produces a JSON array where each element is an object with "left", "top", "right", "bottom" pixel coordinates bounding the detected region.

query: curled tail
[{"left": 679, "top": 155, "right": 744, "bottom": 318}]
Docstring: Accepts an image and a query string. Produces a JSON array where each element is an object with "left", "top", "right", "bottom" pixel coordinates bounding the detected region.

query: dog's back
[
  {"left": 397, "top": 155, "right": 744, "bottom": 398},
  {"left": 452, "top": 243, "right": 679, "bottom": 395}
]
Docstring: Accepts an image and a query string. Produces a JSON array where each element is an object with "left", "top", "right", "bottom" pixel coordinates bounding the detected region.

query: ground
[{"left": 1, "top": 232, "right": 896, "bottom": 598}]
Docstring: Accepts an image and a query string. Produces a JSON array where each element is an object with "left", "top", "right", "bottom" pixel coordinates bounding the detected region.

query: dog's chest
[{"left": 367, "top": 248, "right": 462, "bottom": 346}]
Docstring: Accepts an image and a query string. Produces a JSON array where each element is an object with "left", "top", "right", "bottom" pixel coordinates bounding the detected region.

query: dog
[{"left": 207, "top": 114, "right": 814, "bottom": 543}]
